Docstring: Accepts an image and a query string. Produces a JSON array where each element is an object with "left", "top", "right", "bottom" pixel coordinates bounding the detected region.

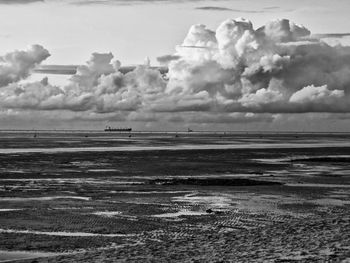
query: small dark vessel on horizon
[{"left": 104, "top": 126, "right": 132, "bottom": 132}]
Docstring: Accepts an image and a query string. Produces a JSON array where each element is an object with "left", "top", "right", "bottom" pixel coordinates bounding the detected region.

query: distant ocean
[{"left": 0, "top": 131, "right": 350, "bottom": 154}]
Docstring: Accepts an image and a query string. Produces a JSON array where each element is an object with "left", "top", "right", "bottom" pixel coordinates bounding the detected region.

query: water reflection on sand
[
  {"left": 0, "top": 196, "right": 90, "bottom": 201},
  {"left": 0, "top": 132, "right": 349, "bottom": 261},
  {"left": 0, "top": 229, "right": 131, "bottom": 237},
  {"left": 0, "top": 250, "right": 58, "bottom": 262},
  {"left": 1, "top": 142, "right": 350, "bottom": 154}
]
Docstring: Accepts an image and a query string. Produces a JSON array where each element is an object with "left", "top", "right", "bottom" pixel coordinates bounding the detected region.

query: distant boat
[
  {"left": 188, "top": 128, "right": 193, "bottom": 133},
  {"left": 104, "top": 127, "right": 132, "bottom": 132}
]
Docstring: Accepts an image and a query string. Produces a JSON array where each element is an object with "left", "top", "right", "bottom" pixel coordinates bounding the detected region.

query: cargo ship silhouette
[{"left": 104, "top": 126, "right": 132, "bottom": 132}]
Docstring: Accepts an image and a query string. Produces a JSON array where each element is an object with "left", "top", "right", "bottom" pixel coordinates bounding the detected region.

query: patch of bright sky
[{"left": 0, "top": 0, "right": 349, "bottom": 67}]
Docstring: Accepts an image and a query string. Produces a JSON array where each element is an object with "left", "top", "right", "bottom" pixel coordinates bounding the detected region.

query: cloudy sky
[{"left": 0, "top": 0, "right": 350, "bottom": 131}]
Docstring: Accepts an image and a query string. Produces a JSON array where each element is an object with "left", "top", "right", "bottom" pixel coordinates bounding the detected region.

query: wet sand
[{"left": 0, "top": 132, "right": 349, "bottom": 262}]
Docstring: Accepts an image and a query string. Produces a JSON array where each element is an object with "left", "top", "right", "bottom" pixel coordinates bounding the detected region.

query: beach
[{"left": 0, "top": 132, "right": 349, "bottom": 262}]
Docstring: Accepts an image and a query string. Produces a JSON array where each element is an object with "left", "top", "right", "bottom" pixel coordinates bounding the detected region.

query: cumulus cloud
[
  {"left": 1, "top": 18, "right": 350, "bottom": 126},
  {"left": 289, "top": 85, "right": 344, "bottom": 104},
  {"left": 257, "top": 19, "right": 310, "bottom": 42},
  {"left": 0, "top": 45, "right": 50, "bottom": 87},
  {"left": 0, "top": 52, "right": 167, "bottom": 114},
  {"left": 169, "top": 18, "right": 350, "bottom": 114},
  {"left": 288, "top": 85, "right": 347, "bottom": 112}
]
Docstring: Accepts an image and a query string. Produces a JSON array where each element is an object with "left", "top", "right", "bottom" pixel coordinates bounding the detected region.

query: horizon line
[{"left": 0, "top": 129, "right": 349, "bottom": 134}]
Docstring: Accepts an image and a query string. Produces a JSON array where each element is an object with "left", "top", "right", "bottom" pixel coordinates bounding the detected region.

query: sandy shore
[{"left": 0, "top": 133, "right": 349, "bottom": 262}]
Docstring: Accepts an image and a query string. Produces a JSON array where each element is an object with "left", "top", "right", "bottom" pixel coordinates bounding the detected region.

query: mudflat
[{"left": 0, "top": 132, "right": 349, "bottom": 262}]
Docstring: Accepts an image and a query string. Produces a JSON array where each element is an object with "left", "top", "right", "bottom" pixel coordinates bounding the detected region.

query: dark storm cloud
[
  {"left": 313, "top": 33, "right": 350, "bottom": 38},
  {"left": 156, "top": 54, "right": 181, "bottom": 65},
  {"left": 34, "top": 65, "right": 78, "bottom": 75},
  {"left": 195, "top": 6, "right": 233, "bottom": 11},
  {"left": 34, "top": 64, "right": 167, "bottom": 75},
  {"left": 263, "top": 6, "right": 279, "bottom": 10},
  {"left": 195, "top": 6, "right": 265, "bottom": 13}
]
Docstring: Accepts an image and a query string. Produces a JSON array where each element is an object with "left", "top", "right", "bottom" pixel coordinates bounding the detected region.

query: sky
[
  {"left": 0, "top": 0, "right": 350, "bottom": 131},
  {"left": 1, "top": 0, "right": 350, "bottom": 65}
]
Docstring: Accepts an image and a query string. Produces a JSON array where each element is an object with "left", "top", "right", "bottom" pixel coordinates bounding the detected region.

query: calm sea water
[{"left": 0, "top": 131, "right": 350, "bottom": 152}]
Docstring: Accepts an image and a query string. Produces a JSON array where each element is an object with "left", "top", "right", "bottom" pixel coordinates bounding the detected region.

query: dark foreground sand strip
[{"left": 149, "top": 178, "right": 282, "bottom": 186}]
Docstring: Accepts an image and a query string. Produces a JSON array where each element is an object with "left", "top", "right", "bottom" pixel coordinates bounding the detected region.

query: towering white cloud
[
  {"left": 0, "top": 45, "right": 50, "bottom": 87},
  {"left": 0, "top": 18, "right": 350, "bottom": 125}
]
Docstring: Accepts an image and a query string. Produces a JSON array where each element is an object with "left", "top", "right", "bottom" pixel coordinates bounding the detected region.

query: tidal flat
[{"left": 0, "top": 132, "right": 349, "bottom": 262}]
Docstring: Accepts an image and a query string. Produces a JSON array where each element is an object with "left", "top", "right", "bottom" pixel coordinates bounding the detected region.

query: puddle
[
  {"left": 153, "top": 209, "right": 207, "bottom": 218},
  {"left": 287, "top": 183, "right": 350, "bottom": 188},
  {"left": 3, "top": 170, "right": 26, "bottom": 174},
  {"left": 70, "top": 161, "right": 95, "bottom": 167},
  {"left": 87, "top": 169, "right": 119, "bottom": 172},
  {"left": 0, "top": 178, "right": 141, "bottom": 185},
  {"left": 173, "top": 193, "right": 232, "bottom": 210},
  {"left": 254, "top": 158, "right": 292, "bottom": 164},
  {"left": 0, "top": 228, "right": 133, "bottom": 237},
  {"left": 0, "top": 250, "right": 58, "bottom": 262},
  {"left": 53, "top": 206, "right": 94, "bottom": 210},
  {"left": 92, "top": 211, "right": 122, "bottom": 217},
  {"left": 313, "top": 198, "right": 350, "bottom": 206},
  {"left": 112, "top": 190, "right": 192, "bottom": 195},
  {"left": 0, "top": 196, "right": 91, "bottom": 201}
]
